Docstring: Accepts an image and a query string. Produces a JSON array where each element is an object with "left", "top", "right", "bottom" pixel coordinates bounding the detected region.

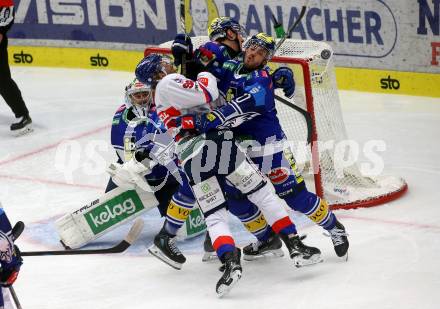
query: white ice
[{"left": 0, "top": 67, "right": 439, "bottom": 309}]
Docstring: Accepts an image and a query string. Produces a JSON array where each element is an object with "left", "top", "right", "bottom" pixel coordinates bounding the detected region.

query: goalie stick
[{"left": 21, "top": 218, "right": 144, "bottom": 257}]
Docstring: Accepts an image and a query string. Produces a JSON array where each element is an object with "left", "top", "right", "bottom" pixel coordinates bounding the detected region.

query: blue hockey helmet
[
  {"left": 243, "top": 33, "right": 276, "bottom": 60},
  {"left": 208, "top": 17, "right": 247, "bottom": 41},
  {"left": 135, "top": 54, "right": 174, "bottom": 89}
]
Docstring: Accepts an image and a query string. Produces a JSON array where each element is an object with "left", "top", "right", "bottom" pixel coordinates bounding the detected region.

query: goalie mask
[
  {"left": 125, "top": 78, "right": 153, "bottom": 118},
  {"left": 135, "top": 54, "right": 175, "bottom": 89}
]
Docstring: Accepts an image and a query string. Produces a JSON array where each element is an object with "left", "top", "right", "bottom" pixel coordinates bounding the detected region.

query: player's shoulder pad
[
  {"left": 222, "top": 59, "right": 239, "bottom": 71},
  {"left": 251, "top": 68, "right": 273, "bottom": 88},
  {"left": 112, "top": 104, "right": 129, "bottom": 126},
  {"left": 158, "top": 73, "right": 185, "bottom": 88},
  {"left": 202, "top": 41, "right": 221, "bottom": 52}
]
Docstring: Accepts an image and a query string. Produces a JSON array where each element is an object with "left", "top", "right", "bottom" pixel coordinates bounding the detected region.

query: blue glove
[
  {"left": 172, "top": 33, "right": 193, "bottom": 66},
  {"left": 272, "top": 67, "right": 295, "bottom": 98}
]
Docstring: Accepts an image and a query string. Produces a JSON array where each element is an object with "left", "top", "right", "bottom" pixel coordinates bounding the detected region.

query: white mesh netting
[{"left": 151, "top": 37, "right": 407, "bottom": 209}]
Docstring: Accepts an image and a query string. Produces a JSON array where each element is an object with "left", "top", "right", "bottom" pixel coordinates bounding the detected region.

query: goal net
[{"left": 144, "top": 37, "right": 407, "bottom": 210}]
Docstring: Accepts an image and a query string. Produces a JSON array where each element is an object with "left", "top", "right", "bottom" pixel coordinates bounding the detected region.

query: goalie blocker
[{"left": 55, "top": 187, "right": 206, "bottom": 249}]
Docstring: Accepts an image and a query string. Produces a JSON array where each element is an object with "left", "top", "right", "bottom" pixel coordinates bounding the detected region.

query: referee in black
[{"left": 1, "top": 0, "right": 32, "bottom": 134}]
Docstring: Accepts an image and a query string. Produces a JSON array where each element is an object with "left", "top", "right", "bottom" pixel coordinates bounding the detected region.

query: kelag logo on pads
[
  {"left": 85, "top": 190, "right": 144, "bottom": 234},
  {"left": 186, "top": 208, "right": 206, "bottom": 236}
]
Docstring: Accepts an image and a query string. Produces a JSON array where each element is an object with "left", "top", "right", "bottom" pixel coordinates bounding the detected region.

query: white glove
[{"left": 107, "top": 158, "right": 152, "bottom": 192}]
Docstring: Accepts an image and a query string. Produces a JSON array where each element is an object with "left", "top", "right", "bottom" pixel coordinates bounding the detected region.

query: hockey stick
[
  {"left": 21, "top": 218, "right": 144, "bottom": 256},
  {"left": 11, "top": 221, "right": 25, "bottom": 241},
  {"left": 9, "top": 286, "right": 22, "bottom": 309},
  {"left": 275, "top": 0, "right": 310, "bottom": 51},
  {"left": 8, "top": 221, "right": 25, "bottom": 309},
  {"left": 179, "top": 0, "right": 188, "bottom": 76},
  {"left": 275, "top": 94, "right": 312, "bottom": 144}
]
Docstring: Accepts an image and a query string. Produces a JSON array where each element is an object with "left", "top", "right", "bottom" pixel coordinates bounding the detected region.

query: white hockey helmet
[{"left": 124, "top": 78, "right": 153, "bottom": 117}]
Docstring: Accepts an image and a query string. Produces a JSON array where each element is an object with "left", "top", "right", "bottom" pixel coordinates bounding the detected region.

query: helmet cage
[
  {"left": 208, "top": 17, "right": 247, "bottom": 41},
  {"left": 243, "top": 33, "right": 276, "bottom": 60}
]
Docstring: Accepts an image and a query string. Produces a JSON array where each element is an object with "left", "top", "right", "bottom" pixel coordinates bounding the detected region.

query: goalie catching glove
[{"left": 107, "top": 156, "right": 154, "bottom": 192}]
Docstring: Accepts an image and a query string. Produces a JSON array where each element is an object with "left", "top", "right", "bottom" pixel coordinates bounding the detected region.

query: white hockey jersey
[{"left": 154, "top": 72, "right": 219, "bottom": 136}]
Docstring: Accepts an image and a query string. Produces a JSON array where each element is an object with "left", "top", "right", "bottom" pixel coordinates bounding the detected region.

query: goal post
[{"left": 144, "top": 37, "right": 408, "bottom": 210}]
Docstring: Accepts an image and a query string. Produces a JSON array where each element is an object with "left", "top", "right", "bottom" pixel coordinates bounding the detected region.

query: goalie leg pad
[{"left": 55, "top": 187, "right": 158, "bottom": 249}]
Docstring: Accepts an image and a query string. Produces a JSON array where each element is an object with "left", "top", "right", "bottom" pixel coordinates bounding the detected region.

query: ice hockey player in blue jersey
[
  {"left": 107, "top": 76, "right": 202, "bottom": 270},
  {"left": 171, "top": 16, "right": 295, "bottom": 98},
  {"left": 106, "top": 78, "right": 181, "bottom": 217},
  {"left": 171, "top": 17, "right": 298, "bottom": 260},
  {"left": 179, "top": 33, "right": 349, "bottom": 259},
  {"left": 0, "top": 207, "right": 22, "bottom": 308}
]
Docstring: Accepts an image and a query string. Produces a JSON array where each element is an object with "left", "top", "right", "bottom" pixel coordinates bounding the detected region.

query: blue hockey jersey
[
  {"left": 110, "top": 104, "right": 174, "bottom": 181},
  {"left": 202, "top": 59, "right": 286, "bottom": 146}
]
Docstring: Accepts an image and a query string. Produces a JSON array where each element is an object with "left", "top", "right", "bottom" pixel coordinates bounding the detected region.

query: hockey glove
[
  {"left": 172, "top": 33, "right": 193, "bottom": 66},
  {"left": 107, "top": 158, "right": 153, "bottom": 192},
  {"left": 194, "top": 46, "right": 217, "bottom": 68},
  {"left": 272, "top": 67, "right": 295, "bottom": 98},
  {"left": 0, "top": 245, "right": 22, "bottom": 288},
  {"left": 176, "top": 113, "right": 215, "bottom": 135}
]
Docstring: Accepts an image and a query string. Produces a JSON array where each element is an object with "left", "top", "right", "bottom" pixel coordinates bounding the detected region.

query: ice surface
[{"left": 0, "top": 67, "right": 439, "bottom": 309}]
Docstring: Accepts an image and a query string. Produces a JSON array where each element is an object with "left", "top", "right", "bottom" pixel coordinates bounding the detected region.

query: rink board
[{"left": 8, "top": 45, "right": 440, "bottom": 98}]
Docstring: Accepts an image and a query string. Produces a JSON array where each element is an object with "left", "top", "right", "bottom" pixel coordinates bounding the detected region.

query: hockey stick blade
[
  {"left": 21, "top": 218, "right": 144, "bottom": 256},
  {"left": 11, "top": 221, "right": 25, "bottom": 241},
  {"left": 275, "top": 94, "right": 313, "bottom": 144}
]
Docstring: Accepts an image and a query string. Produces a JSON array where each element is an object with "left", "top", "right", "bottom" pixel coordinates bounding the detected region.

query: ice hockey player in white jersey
[
  {"left": 177, "top": 32, "right": 349, "bottom": 258},
  {"left": 134, "top": 54, "right": 322, "bottom": 297}
]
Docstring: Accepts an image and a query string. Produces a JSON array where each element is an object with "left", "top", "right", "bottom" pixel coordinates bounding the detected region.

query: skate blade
[
  {"left": 216, "top": 269, "right": 242, "bottom": 298},
  {"left": 243, "top": 248, "right": 285, "bottom": 261},
  {"left": 13, "top": 125, "right": 33, "bottom": 137},
  {"left": 148, "top": 245, "right": 183, "bottom": 270},
  {"left": 202, "top": 251, "right": 218, "bottom": 262},
  {"left": 340, "top": 251, "right": 349, "bottom": 262},
  {"left": 293, "top": 254, "right": 324, "bottom": 268}
]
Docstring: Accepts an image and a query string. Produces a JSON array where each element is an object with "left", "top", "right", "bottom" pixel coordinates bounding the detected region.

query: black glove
[{"left": 171, "top": 33, "right": 193, "bottom": 66}]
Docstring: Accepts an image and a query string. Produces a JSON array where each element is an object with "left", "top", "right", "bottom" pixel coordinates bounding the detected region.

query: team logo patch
[
  {"left": 206, "top": 113, "right": 216, "bottom": 121},
  {"left": 198, "top": 77, "right": 209, "bottom": 87},
  {"left": 268, "top": 167, "right": 290, "bottom": 184}
]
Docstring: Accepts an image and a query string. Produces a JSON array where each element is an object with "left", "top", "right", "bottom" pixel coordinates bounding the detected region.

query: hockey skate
[
  {"left": 10, "top": 115, "right": 33, "bottom": 136},
  {"left": 202, "top": 232, "right": 218, "bottom": 262},
  {"left": 216, "top": 248, "right": 242, "bottom": 297},
  {"left": 327, "top": 220, "right": 349, "bottom": 259},
  {"left": 243, "top": 230, "right": 284, "bottom": 261},
  {"left": 148, "top": 227, "right": 186, "bottom": 270},
  {"left": 280, "top": 233, "right": 323, "bottom": 267}
]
